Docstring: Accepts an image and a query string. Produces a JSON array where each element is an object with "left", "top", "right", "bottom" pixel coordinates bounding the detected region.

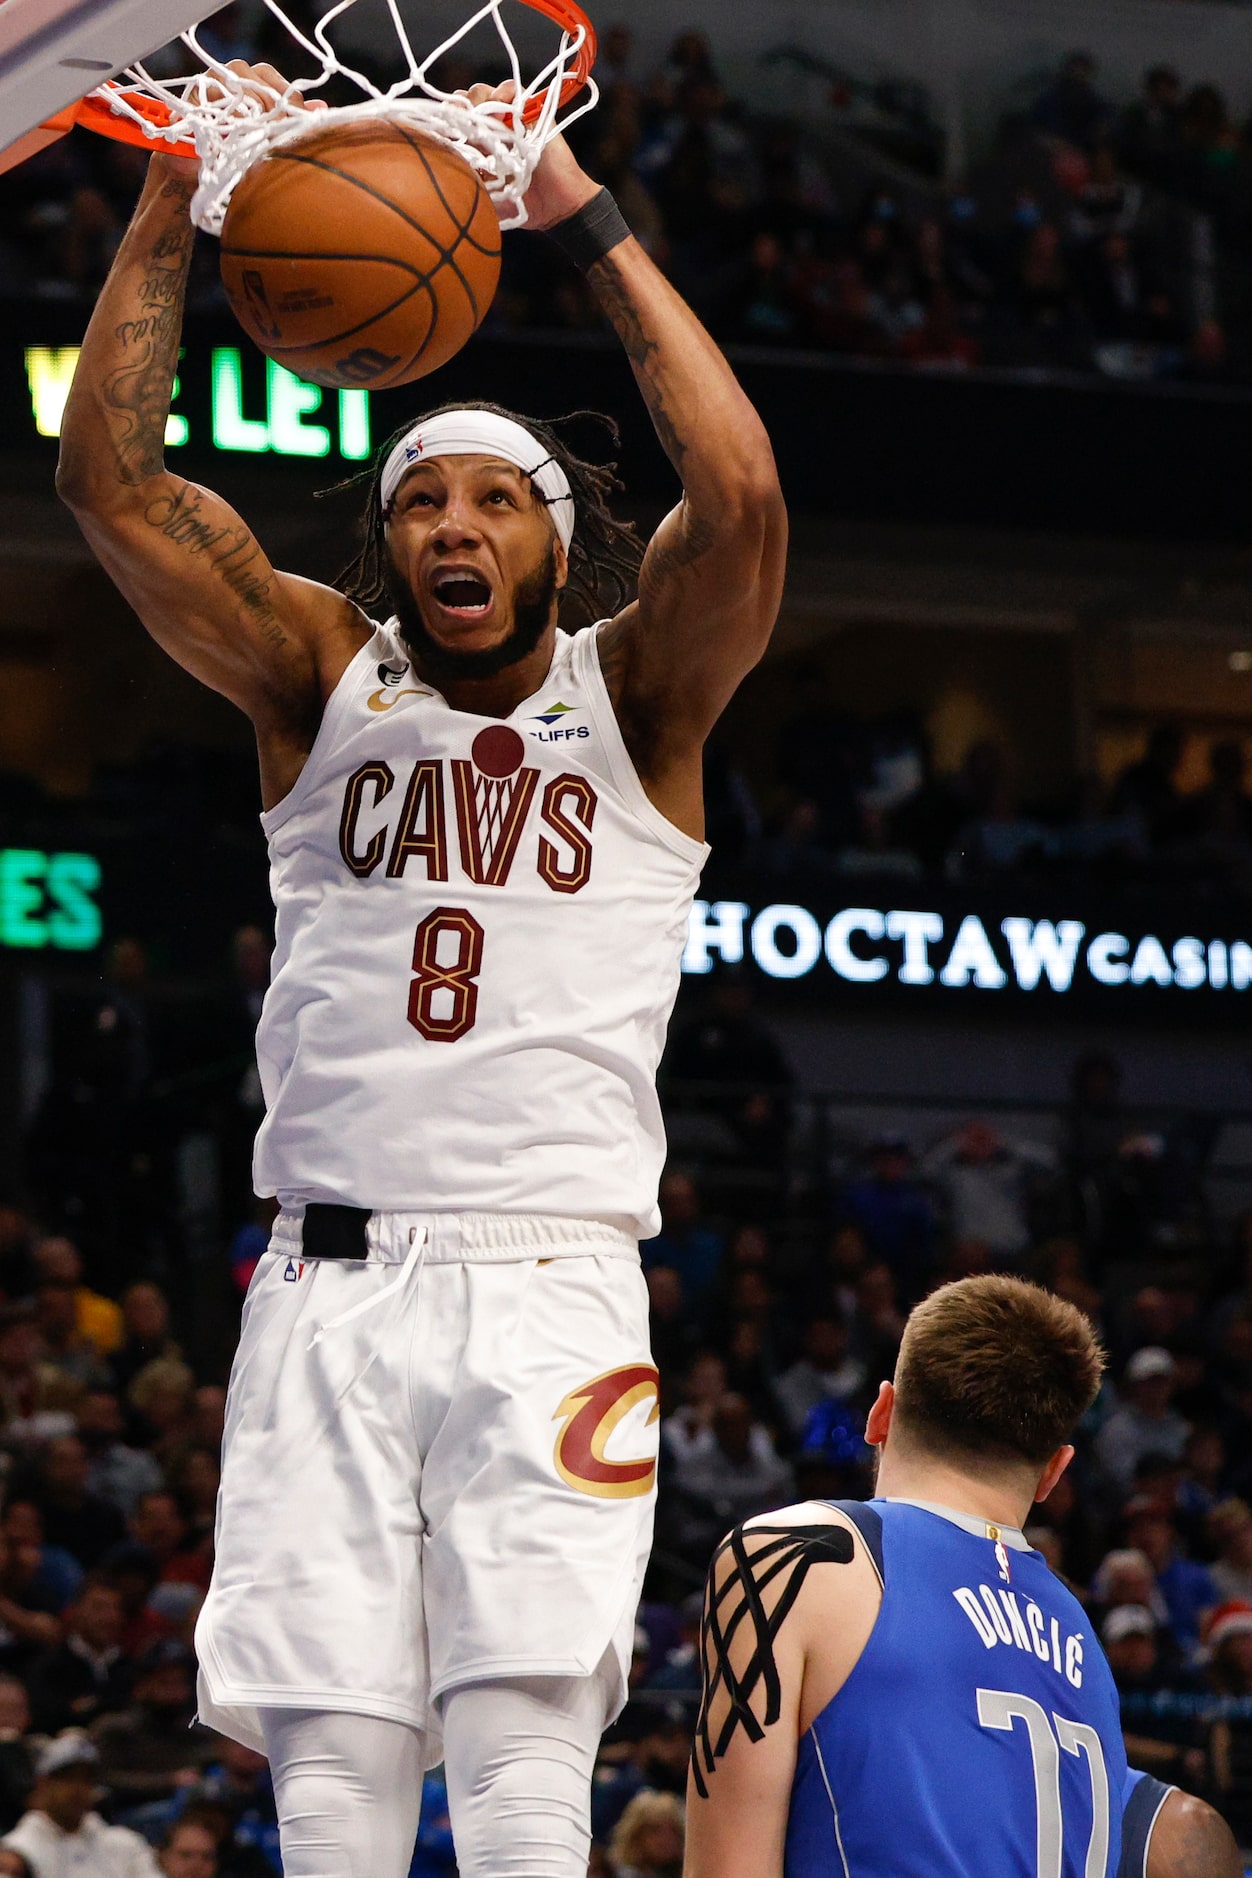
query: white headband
[{"left": 379, "top": 411, "right": 576, "bottom": 553}]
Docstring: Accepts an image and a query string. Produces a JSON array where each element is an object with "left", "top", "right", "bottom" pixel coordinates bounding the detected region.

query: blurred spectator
[
  {"left": 32, "top": 1280, "right": 108, "bottom": 1396},
  {"left": 167, "top": 1451, "right": 219, "bottom": 1559},
  {"left": 129, "top": 1495, "right": 210, "bottom": 1595},
  {"left": 157, "top": 1816, "right": 217, "bottom": 1878},
  {"left": 665, "top": 977, "right": 791, "bottom": 1170},
  {"left": 1096, "top": 1349, "right": 1191, "bottom": 1496},
  {"left": 187, "top": 1391, "right": 225, "bottom": 1461},
  {"left": 110, "top": 1289, "right": 181, "bottom": 1402},
  {"left": 921, "top": 1122, "right": 1057, "bottom": 1262},
  {"left": 661, "top": 1354, "right": 728, "bottom": 1467},
  {"left": 1029, "top": 1239, "right": 1103, "bottom": 1321},
  {"left": 30, "top": 1241, "right": 123, "bottom": 1362},
  {"left": 0, "top": 1529, "right": 61, "bottom": 1676},
  {"left": 1031, "top": 52, "right": 1114, "bottom": 154},
  {"left": 1, "top": 1505, "right": 80, "bottom": 1616},
  {"left": 90, "top": 1641, "right": 215, "bottom": 1806},
  {"left": 1112, "top": 724, "right": 1187, "bottom": 849},
  {"left": 1209, "top": 1499, "right": 1252, "bottom": 1604},
  {"left": 949, "top": 751, "right": 1049, "bottom": 877},
  {"left": 1186, "top": 739, "right": 1252, "bottom": 888},
  {"left": 775, "top": 1317, "right": 868, "bottom": 1442},
  {"left": 1117, "top": 67, "right": 1184, "bottom": 191},
  {"left": 127, "top": 1365, "right": 196, "bottom": 1475},
  {"left": 668, "top": 1393, "right": 793, "bottom": 1564},
  {"left": 1102, "top": 1605, "right": 1206, "bottom": 1786},
  {"left": 3, "top": 1734, "right": 161, "bottom": 1876},
  {"left": 846, "top": 1262, "right": 906, "bottom": 1378},
  {"left": 137, "top": 1743, "right": 278, "bottom": 1878},
  {"left": 1205, "top": 1602, "right": 1252, "bottom": 1844},
  {"left": 0, "top": 1680, "right": 34, "bottom": 1834},
  {"left": 26, "top": 1579, "right": 128, "bottom": 1736},
  {"left": 0, "top": 1308, "right": 62, "bottom": 1451},
  {"left": 838, "top": 1136, "right": 936, "bottom": 1300},
  {"left": 33, "top": 1436, "right": 126, "bottom": 1570},
  {"left": 606, "top": 1787, "right": 684, "bottom": 1878},
  {"left": 641, "top": 1176, "right": 725, "bottom": 1315},
  {"left": 77, "top": 1393, "right": 163, "bottom": 1521},
  {"left": 1122, "top": 1497, "right": 1216, "bottom": 1653}
]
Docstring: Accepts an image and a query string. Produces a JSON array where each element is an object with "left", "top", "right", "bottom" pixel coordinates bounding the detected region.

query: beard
[{"left": 386, "top": 544, "right": 559, "bottom": 684}]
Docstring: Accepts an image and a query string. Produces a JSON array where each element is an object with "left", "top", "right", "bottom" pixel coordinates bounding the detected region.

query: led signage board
[
  {"left": 0, "top": 850, "right": 101, "bottom": 951},
  {"left": 23, "top": 344, "right": 371, "bottom": 462},
  {"left": 684, "top": 899, "right": 1252, "bottom": 1000}
]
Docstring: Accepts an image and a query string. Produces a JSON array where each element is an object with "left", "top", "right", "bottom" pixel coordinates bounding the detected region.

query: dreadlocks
[{"left": 334, "top": 401, "right": 645, "bottom": 631}]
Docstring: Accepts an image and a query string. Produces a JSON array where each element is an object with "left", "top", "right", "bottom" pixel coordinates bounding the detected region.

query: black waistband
[{"left": 301, "top": 1203, "right": 371, "bottom": 1261}]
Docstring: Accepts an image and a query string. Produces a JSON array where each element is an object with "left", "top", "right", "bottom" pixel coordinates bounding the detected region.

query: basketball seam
[
  {"left": 402, "top": 130, "right": 493, "bottom": 333},
  {"left": 266, "top": 147, "right": 500, "bottom": 268},
  {"left": 394, "top": 125, "right": 500, "bottom": 261}
]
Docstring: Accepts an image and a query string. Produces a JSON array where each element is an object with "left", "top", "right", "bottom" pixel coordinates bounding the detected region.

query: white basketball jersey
[{"left": 252, "top": 620, "right": 708, "bottom": 1238}]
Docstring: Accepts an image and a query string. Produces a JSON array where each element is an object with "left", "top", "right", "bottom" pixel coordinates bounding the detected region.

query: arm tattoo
[
  {"left": 596, "top": 616, "right": 631, "bottom": 706},
  {"left": 638, "top": 508, "right": 720, "bottom": 608},
  {"left": 144, "top": 483, "right": 287, "bottom": 647},
  {"left": 103, "top": 179, "right": 196, "bottom": 485},
  {"left": 588, "top": 253, "right": 687, "bottom": 477},
  {"left": 692, "top": 1522, "right": 854, "bottom": 1798}
]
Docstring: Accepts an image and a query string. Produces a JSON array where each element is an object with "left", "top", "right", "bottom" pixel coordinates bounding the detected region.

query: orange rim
[
  {"left": 63, "top": 1, "right": 595, "bottom": 142},
  {"left": 518, "top": 0, "right": 597, "bottom": 123},
  {"left": 72, "top": 86, "right": 181, "bottom": 147}
]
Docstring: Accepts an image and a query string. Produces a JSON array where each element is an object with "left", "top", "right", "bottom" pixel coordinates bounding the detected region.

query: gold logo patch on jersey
[{"left": 553, "top": 1363, "right": 660, "bottom": 1500}]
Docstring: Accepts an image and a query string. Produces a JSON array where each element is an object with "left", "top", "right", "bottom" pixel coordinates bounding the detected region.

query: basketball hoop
[{"left": 58, "top": 0, "right": 597, "bottom": 235}]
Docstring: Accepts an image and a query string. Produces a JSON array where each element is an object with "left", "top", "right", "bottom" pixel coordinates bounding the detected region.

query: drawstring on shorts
[{"left": 309, "top": 1227, "right": 428, "bottom": 1348}]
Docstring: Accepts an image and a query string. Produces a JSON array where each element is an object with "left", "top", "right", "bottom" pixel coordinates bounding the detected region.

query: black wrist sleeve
[{"left": 546, "top": 187, "right": 631, "bottom": 273}]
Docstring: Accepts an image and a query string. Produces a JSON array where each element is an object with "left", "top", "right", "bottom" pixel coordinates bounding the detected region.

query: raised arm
[
  {"left": 56, "top": 109, "right": 365, "bottom": 807},
  {"left": 684, "top": 1506, "right": 879, "bottom": 1878},
  {"left": 521, "top": 136, "right": 788, "bottom": 837}
]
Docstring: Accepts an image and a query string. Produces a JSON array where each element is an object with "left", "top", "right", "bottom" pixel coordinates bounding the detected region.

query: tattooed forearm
[
  {"left": 98, "top": 176, "right": 197, "bottom": 486},
  {"left": 143, "top": 483, "right": 288, "bottom": 645},
  {"left": 588, "top": 252, "right": 688, "bottom": 477}
]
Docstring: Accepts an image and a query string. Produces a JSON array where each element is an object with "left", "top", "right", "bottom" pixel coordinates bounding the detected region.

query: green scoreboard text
[
  {"left": 0, "top": 851, "right": 101, "bottom": 951},
  {"left": 25, "top": 345, "right": 371, "bottom": 463}
]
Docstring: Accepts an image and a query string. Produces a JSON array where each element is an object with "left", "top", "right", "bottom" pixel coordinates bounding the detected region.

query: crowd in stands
[
  {"left": 709, "top": 709, "right": 1252, "bottom": 902},
  {"left": 1, "top": 886, "right": 1251, "bottom": 1865},
  {"left": 7, "top": 16, "right": 1252, "bottom": 383}
]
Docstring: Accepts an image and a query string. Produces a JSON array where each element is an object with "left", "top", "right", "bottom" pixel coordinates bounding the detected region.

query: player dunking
[{"left": 57, "top": 65, "right": 786, "bottom": 1878}]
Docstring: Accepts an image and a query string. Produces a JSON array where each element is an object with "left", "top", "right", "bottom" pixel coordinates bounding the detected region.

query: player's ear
[
  {"left": 1033, "top": 1443, "right": 1075, "bottom": 1505},
  {"left": 554, "top": 536, "right": 569, "bottom": 591},
  {"left": 865, "top": 1380, "right": 894, "bottom": 1448}
]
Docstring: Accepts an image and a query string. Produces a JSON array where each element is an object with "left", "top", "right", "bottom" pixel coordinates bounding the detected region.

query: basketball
[{"left": 219, "top": 120, "right": 502, "bottom": 390}]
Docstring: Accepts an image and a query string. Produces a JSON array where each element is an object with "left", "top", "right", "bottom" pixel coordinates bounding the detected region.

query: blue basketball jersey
[{"left": 784, "top": 1499, "right": 1127, "bottom": 1878}]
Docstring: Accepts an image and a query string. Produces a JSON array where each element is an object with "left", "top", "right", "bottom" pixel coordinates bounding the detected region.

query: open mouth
[{"left": 431, "top": 572, "right": 493, "bottom": 617}]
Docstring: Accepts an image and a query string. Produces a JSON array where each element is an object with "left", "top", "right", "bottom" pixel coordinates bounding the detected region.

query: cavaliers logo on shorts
[{"left": 552, "top": 1363, "right": 660, "bottom": 1500}]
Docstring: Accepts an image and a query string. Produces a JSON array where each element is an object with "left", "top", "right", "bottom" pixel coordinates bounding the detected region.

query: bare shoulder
[
  {"left": 1150, "top": 1790, "right": 1243, "bottom": 1878},
  {"left": 278, "top": 574, "right": 375, "bottom": 700}
]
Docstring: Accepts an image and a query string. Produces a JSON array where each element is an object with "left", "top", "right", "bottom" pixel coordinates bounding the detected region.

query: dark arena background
[{"left": 3, "top": 0, "right": 1252, "bottom": 1871}]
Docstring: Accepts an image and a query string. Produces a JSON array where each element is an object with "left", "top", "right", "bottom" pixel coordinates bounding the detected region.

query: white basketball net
[{"left": 98, "top": 0, "right": 597, "bottom": 235}]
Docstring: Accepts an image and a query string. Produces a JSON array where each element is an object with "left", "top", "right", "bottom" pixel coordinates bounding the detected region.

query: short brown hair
[{"left": 893, "top": 1275, "right": 1104, "bottom": 1467}]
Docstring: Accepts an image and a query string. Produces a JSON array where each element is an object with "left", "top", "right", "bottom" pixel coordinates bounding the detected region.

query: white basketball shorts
[{"left": 195, "top": 1210, "right": 659, "bottom": 1755}]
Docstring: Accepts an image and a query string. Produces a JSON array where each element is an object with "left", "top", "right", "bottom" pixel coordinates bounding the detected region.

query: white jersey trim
[
  {"left": 580, "top": 623, "right": 710, "bottom": 866},
  {"left": 259, "top": 625, "right": 380, "bottom": 837}
]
